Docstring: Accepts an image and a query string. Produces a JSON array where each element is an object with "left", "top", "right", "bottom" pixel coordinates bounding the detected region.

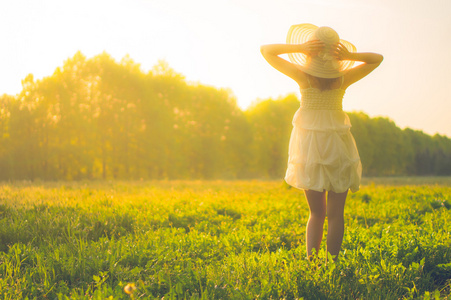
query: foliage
[
  {"left": 0, "top": 180, "right": 450, "bottom": 299},
  {"left": 245, "top": 94, "right": 299, "bottom": 178},
  {"left": 0, "top": 52, "right": 450, "bottom": 180},
  {"left": 348, "top": 113, "right": 451, "bottom": 176}
]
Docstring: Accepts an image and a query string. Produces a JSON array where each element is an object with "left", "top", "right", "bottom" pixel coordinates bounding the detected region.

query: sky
[{"left": 0, "top": 0, "right": 450, "bottom": 137}]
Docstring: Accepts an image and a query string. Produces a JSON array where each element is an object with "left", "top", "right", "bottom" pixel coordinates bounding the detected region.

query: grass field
[{"left": 0, "top": 178, "right": 450, "bottom": 299}]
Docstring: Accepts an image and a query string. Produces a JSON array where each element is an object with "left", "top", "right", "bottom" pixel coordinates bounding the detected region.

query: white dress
[{"left": 284, "top": 77, "right": 362, "bottom": 193}]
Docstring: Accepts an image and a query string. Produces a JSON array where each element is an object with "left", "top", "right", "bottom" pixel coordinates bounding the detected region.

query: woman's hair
[{"left": 309, "top": 75, "right": 342, "bottom": 91}]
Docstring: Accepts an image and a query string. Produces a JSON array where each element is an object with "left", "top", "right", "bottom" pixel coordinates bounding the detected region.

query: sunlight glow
[{"left": 0, "top": 0, "right": 450, "bottom": 136}]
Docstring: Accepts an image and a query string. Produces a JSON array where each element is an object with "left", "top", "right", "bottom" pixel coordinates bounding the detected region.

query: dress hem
[{"left": 284, "top": 179, "right": 360, "bottom": 194}]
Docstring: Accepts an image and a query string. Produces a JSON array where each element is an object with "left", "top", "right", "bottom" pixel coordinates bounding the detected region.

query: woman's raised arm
[
  {"left": 335, "top": 43, "right": 384, "bottom": 88},
  {"left": 260, "top": 41, "right": 324, "bottom": 83}
]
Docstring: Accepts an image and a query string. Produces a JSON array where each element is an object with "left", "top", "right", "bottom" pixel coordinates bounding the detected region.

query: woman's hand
[
  {"left": 301, "top": 40, "right": 325, "bottom": 57},
  {"left": 333, "top": 43, "right": 353, "bottom": 60}
]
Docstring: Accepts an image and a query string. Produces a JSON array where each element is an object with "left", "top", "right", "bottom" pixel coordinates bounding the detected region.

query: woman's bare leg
[
  {"left": 326, "top": 190, "right": 348, "bottom": 259},
  {"left": 304, "top": 189, "right": 327, "bottom": 258}
]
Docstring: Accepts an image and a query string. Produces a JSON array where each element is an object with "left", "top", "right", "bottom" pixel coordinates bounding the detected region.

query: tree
[
  {"left": 1, "top": 52, "right": 450, "bottom": 180},
  {"left": 245, "top": 94, "right": 299, "bottom": 178}
]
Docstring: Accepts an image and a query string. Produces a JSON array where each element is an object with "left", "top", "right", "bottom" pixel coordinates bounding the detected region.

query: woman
[{"left": 261, "top": 24, "right": 383, "bottom": 259}]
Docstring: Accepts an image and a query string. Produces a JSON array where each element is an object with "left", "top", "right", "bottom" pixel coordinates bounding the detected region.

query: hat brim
[{"left": 286, "top": 23, "right": 356, "bottom": 78}]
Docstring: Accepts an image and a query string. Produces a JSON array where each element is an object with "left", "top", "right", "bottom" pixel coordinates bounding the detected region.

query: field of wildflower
[{"left": 0, "top": 178, "right": 450, "bottom": 299}]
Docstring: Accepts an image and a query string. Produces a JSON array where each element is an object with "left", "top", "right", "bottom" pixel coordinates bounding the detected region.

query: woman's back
[{"left": 302, "top": 75, "right": 344, "bottom": 91}]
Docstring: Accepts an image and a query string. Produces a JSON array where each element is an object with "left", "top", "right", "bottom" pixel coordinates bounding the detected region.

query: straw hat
[{"left": 286, "top": 24, "right": 356, "bottom": 78}]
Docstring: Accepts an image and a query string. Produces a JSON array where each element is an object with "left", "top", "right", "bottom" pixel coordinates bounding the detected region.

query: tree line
[{"left": 0, "top": 52, "right": 449, "bottom": 181}]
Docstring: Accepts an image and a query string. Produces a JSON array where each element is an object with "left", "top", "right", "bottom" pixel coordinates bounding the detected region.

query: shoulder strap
[{"left": 307, "top": 76, "right": 312, "bottom": 88}]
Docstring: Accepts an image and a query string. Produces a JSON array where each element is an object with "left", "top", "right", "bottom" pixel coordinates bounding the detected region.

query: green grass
[{"left": 0, "top": 179, "right": 450, "bottom": 299}]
